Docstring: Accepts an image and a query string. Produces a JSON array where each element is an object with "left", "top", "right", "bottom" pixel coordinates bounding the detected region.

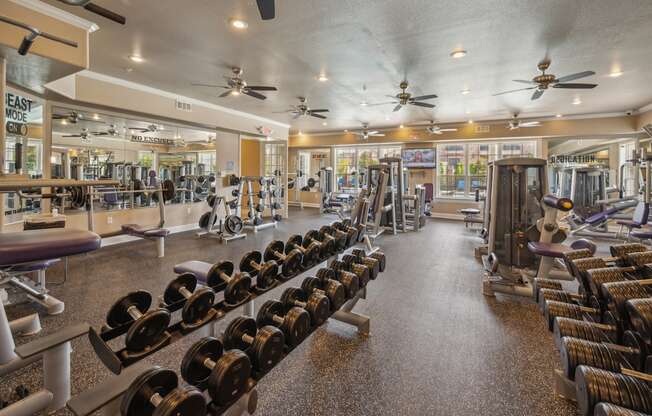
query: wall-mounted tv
[{"left": 402, "top": 148, "right": 435, "bottom": 168}]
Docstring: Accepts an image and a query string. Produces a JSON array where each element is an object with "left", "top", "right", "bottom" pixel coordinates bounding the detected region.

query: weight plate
[
  {"left": 154, "top": 386, "right": 207, "bottom": 416},
  {"left": 182, "top": 288, "right": 215, "bottom": 325},
  {"left": 263, "top": 241, "right": 286, "bottom": 264},
  {"left": 224, "top": 273, "right": 252, "bottom": 306},
  {"left": 307, "top": 178, "right": 316, "bottom": 188},
  {"left": 224, "top": 215, "right": 244, "bottom": 235},
  {"left": 256, "top": 300, "right": 285, "bottom": 328},
  {"left": 251, "top": 326, "right": 284, "bottom": 373},
  {"left": 181, "top": 337, "right": 223, "bottom": 387},
  {"left": 207, "top": 350, "right": 251, "bottom": 406},
  {"left": 162, "top": 180, "right": 176, "bottom": 201},
  {"left": 306, "top": 292, "right": 331, "bottom": 325},
  {"left": 125, "top": 309, "right": 171, "bottom": 352},
  {"left": 240, "top": 252, "right": 263, "bottom": 276},
  {"left": 107, "top": 291, "right": 152, "bottom": 328},
  {"left": 258, "top": 261, "right": 279, "bottom": 289},
  {"left": 282, "top": 307, "right": 311, "bottom": 347},
  {"left": 286, "top": 235, "right": 303, "bottom": 253},
  {"left": 223, "top": 316, "right": 257, "bottom": 352},
  {"left": 121, "top": 367, "right": 177, "bottom": 416},
  {"left": 284, "top": 249, "right": 303, "bottom": 276},
  {"left": 207, "top": 195, "right": 216, "bottom": 208},
  {"left": 163, "top": 273, "right": 198, "bottom": 306},
  {"left": 207, "top": 261, "right": 233, "bottom": 288}
]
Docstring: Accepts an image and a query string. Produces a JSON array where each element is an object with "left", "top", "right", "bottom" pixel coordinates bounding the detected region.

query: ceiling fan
[
  {"left": 128, "top": 124, "right": 160, "bottom": 133},
  {"left": 382, "top": 81, "right": 438, "bottom": 112},
  {"left": 52, "top": 111, "right": 102, "bottom": 124},
  {"left": 55, "top": 0, "right": 126, "bottom": 25},
  {"left": 493, "top": 59, "right": 597, "bottom": 100},
  {"left": 276, "top": 97, "right": 329, "bottom": 119},
  {"left": 352, "top": 123, "right": 385, "bottom": 140},
  {"left": 507, "top": 113, "right": 541, "bottom": 130},
  {"left": 91, "top": 124, "right": 121, "bottom": 136},
  {"left": 192, "top": 67, "right": 277, "bottom": 100},
  {"left": 62, "top": 128, "right": 92, "bottom": 143},
  {"left": 256, "top": 0, "right": 275, "bottom": 20},
  {"left": 422, "top": 121, "right": 458, "bottom": 135}
]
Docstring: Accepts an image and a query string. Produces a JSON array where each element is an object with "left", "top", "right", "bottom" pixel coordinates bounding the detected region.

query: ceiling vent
[
  {"left": 175, "top": 99, "right": 192, "bottom": 112},
  {"left": 643, "top": 124, "right": 652, "bottom": 138},
  {"left": 475, "top": 124, "right": 490, "bottom": 133}
]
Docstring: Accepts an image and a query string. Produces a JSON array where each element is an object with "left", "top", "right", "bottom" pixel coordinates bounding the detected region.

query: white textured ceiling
[{"left": 44, "top": 0, "right": 652, "bottom": 133}]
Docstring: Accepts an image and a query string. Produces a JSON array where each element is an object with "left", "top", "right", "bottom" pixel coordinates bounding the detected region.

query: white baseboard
[{"left": 429, "top": 212, "right": 465, "bottom": 221}]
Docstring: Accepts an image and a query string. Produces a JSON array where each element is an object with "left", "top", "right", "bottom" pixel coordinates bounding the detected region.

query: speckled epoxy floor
[{"left": 2, "top": 209, "right": 577, "bottom": 415}]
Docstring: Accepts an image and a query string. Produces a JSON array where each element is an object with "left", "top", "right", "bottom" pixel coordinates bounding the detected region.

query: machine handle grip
[{"left": 542, "top": 195, "right": 573, "bottom": 212}]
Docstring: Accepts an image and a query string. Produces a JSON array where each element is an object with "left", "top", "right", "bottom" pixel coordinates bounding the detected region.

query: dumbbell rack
[
  {"left": 242, "top": 176, "right": 277, "bottom": 233},
  {"left": 267, "top": 174, "right": 284, "bottom": 222},
  {"left": 196, "top": 195, "right": 246, "bottom": 244},
  {"left": 68, "top": 252, "right": 375, "bottom": 416}
]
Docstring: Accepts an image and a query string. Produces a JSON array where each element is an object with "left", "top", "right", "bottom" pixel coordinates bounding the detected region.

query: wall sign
[
  {"left": 130, "top": 134, "right": 175, "bottom": 145},
  {"left": 549, "top": 155, "right": 596, "bottom": 164},
  {"left": 6, "top": 121, "right": 28, "bottom": 136},
  {"left": 5, "top": 92, "right": 34, "bottom": 137}
]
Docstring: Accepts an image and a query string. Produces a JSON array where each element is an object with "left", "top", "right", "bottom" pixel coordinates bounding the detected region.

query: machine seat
[
  {"left": 460, "top": 208, "right": 480, "bottom": 215},
  {"left": 6, "top": 259, "right": 61, "bottom": 272},
  {"left": 527, "top": 242, "right": 573, "bottom": 259},
  {"left": 121, "top": 224, "right": 170, "bottom": 238},
  {"left": 584, "top": 207, "right": 619, "bottom": 225},
  {"left": 616, "top": 220, "right": 643, "bottom": 228},
  {"left": 630, "top": 229, "right": 652, "bottom": 240},
  {"left": 173, "top": 260, "right": 211, "bottom": 283},
  {"left": 0, "top": 229, "right": 100, "bottom": 266}
]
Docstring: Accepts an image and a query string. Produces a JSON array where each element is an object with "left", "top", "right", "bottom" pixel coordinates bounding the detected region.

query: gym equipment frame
[{"left": 196, "top": 195, "right": 246, "bottom": 244}]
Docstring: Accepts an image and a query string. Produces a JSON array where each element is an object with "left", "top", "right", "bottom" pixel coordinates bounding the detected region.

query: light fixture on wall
[
  {"left": 0, "top": 15, "right": 78, "bottom": 56},
  {"left": 572, "top": 98, "right": 582, "bottom": 105}
]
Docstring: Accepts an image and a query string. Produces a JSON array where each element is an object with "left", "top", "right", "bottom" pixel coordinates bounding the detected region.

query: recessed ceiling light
[
  {"left": 61, "top": 119, "right": 68, "bottom": 125},
  {"left": 609, "top": 70, "right": 623, "bottom": 78},
  {"left": 573, "top": 98, "right": 582, "bottom": 105},
  {"left": 450, "top": 49, "right": 467, "bottom": 58},
  {"left": 399, "top": 124, "right": 404, "bottom": 128},
  {"left": 461, "top": 89, "right": 470, "bottom": 95},
  {"left": 360, "top": 101, "right": 368, "bottom": 107},
  {"left": 556, "top": 114, "right": 563, "bottom": 118},
  {"left": 93, "top": 114, "right": 100, "bottom": 120},
  {"left": 468, "top": 119, "right": 474, "bottom": 124},
  {"left": 128, "top": 54, "right": 144, "bottom": 63},
  {"left": 229, "top": 18, "right": 248, "bottom": 29},
  {"left": 231, "top": 90, "right": 241, "bottom": 96},
  {"left": 322, "top": 122, "right": 328, "bottom": 126},
  {"left": 317, "top": 74, "right": 329, "bottom": 82}
]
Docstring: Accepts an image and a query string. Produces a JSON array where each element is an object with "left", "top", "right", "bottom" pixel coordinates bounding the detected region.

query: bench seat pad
[
  {"left": 0, "top": 229, "right": 100, "bottom": 266},
  {"left": 527, "top": 242, "right": 572, "bottom": 258},
  {"left": 121, "top": 224, "right": 169, "bottom": 238},
  {"left": 173, "top": 260, "right": 212, "bottom": 283}
]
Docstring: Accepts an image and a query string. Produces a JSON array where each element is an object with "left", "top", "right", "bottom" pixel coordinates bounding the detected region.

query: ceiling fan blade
[
  {"left": 513, "top": 79, "right": 537, "bottom": 84},
  {"left": 553, "top": 83, "right": 597, "bottom": 89},
  {"left": 91, "top": 132, "right": 109, "bottom": 136},
  {"left": 368, "top": 101, "right": 396, "bottom": 107},
  {"left": 410, "top": 101, "right": 436, "bottom": 108},
  {"left": 62, "top": 135, "right": 80, "bottom": 138},
  {"left": 307, "top": 109, "right": 329, "bottom": 113},
  {"left": 83, "top": 3, "right": 126, "bottom": 24},
  {"left": 556, "top": 70, "right": 596, "bottom": 83},
  {"left": 531, "top": 89, "right": 545, "bottom": 100},
  {"left": 128, "top": 127, "right": 149, "bottom": 132},
  {"left": 52, "top": 114, "right": 65, "bottom": 119},
  {"left": 492, "top": 87, "right": 536, "bottom": 96},
  {"left": 367, "top": 130, "right": 379, "bottom": 135},
  {"left": 440, "top": 128, "right": 458, "bottom": 132},
  {"left": 243, "top": 90, "right": 268, "bottom": 100},
  {"left": 393, "top": 104, "right": 403, "bottom": 112},
  {"left": 309, "top": 112, "right": 327, "bottom": 119},
  {"left": 192, "top": 83, "right": 229, "bottom": 88},
  {"left": 386, "top": 95, "right": 399, "bottom": 99},
  {"left": 520, "top": 122, "right": 541, "bottom": 127},
  {"left": 256, "top": 0, "right": 275, "bottom": 20},
  {"left": 246, "top": 86, "right": 278, "bottom": 91},
  {"left": 411, "top": 94, "right": 438, "bottom": 101},
  {"left": 219, "top": 90, "right": 233, "bottom": 98},
  {"left": 432, "top": 130, "right": 443, "bottom": 135},
  {"left": 370, "top": 133, "right": 385, "bottom": 137}
]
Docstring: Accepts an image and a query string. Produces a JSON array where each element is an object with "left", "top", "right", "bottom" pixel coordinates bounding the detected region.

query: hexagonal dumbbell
[
  {"left": 256, "top": 300, "right": 311, "bottom": 348},
  {"left": 280, "top": 287, "right": 331, "bottom": 326},
  {"left": 351, "top": 248, "right": 387, "bottom": 273},
  {"left": 301, "top": 276, "right": 347, "bottom": 312},
  {"left": 181, "top": 337, "right": 251, "bottom": 407},
  {"left": 206, "top": 261, "right": 252, "bottom": 306},
  {"left": 223, "top": 316, "right": 285, "bottom": 374},
  {"left": 329, "top": 258, "right": 370, "bottom": 289},
  {"left": 317, "top": 267, "right": 359, "bottom": 300},
  {"left": 263, "top": 240, "right": 303, "bottom": 277}
]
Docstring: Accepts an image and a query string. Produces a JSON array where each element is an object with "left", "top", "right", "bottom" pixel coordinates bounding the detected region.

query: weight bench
[
  {"left": 459, "top": 208, "right": 482, "bottom": 228},
  {"left": 173, "top": 260, "right": 211, "bottom": 284},
  {"left": 527, "top": 239, "right": 596, "bottom": 280},
  {"left": 121, "top": 224, "right": 169, "bottom": 258},
  {"left": 0, "top": 229, "right": 101, "bottom": 315}
]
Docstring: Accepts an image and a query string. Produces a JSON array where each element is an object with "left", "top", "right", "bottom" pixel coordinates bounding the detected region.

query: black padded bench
[{"left": 121, "top": 224, "right": 169, "bottom": 258}]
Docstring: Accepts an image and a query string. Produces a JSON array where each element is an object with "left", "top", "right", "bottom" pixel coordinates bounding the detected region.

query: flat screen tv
[{"left": 402, "top": 148, "right": 435, "bottom": 168}]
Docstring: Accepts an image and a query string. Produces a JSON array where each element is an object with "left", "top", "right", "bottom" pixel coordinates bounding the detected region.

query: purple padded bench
[
  {"left": 173, "top": 260, "right": 212, "bottom": 284},
  {"left": 121, "top": 224, "right": 169, "bottom": 258},
  {"left": 0, "top": 229, "right": 100, "bottom": 315}
]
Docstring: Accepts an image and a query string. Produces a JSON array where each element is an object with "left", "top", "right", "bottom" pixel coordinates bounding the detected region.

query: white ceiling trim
[
  {"left": 10, "top": 0, "right": 99, "bottom": 32},
  {"left": 77, "top": 70, "right": 291, "bottom": 129}
]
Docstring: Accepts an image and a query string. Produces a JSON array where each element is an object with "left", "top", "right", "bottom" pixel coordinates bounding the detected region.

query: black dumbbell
[
  {"left": 306, "top": 229, "right": 337, "bottom": 256},
  {"left": 273, "top": 213, "right": 283, "bottom": 222},
  {"left": 330, "top": 259, "right": 370, "bottom": 289},
  {"left": 106, "top": 291, "right": 171, "bottom": 352},
  {"left": 351, "top": 248, "right": 387, "bottom": 273},
  {"left": 257, "top": 190, "right": 267, "bottom": 199},
  {"left": 163, "top": 274, "right": 215, "bottom": 328},
  {"left": 544, "top": 300, "right": 601, "bottom": 331},
  {"left": 121, "top": 367, "right": 206, "bottom": 416},
  {"left": 317, "top": 267, "right": 359, "bottom": 300},
  {"left": 206, "top": 261, "right": 252, "bottom": 306},
  {"left": 181, "top": 337, "right": 251, "bottom": 407},
  {"left": 256, "top": 300, "right": 311, "bottom": 348},
  {"left": 264, "top": 240, "right": 303, "bottom": 277},
  {"left": 331, "top": 221, "right": 359, "bottom": 247},
  {"left": 223, "top": 316, "right": 285, "bottom": 374},
  {"left": 255, "top": 203, "right": 265, "bottom": 212},
  {"left": 240, "top": 251, "right": 279, "bottom": 291},
  {"left": 280, "top": 287, "right": 331, "bottom": 326},
  {"left": 343, "top": 253, "right": 379, "bottom": 280},
  {"left": 355, "top": 223, "right": 365, "bottom": 242},
  {"left": 285, "top": 235, "right": 321, "bottom": 267},
  {"left": 302, "top": 231, "right": 331, "bottom": 259},
  {"left": 319, "top": 225, "right": 348, "bottom": 252},
  {"left": 301, "top": 276, "right": 346, "bottom": 312},
  {"left": 253, "top": 216, "right": 264, "bottom": 226},
  {"left": 272, "top": 202, "right": 282, "bottom": 210},
  {"left": 231, "top": 189, "right": 240, "bottom": 198}
]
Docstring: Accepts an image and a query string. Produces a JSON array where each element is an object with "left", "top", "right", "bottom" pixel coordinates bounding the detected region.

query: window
[
  {"left": 264, "top": 143, "right": 284, "bottom": 177},
  {"left": 334, "top": 145, "right": 402, "bottom": 191},
  {"left": 619, "top": 142, "right": 637, "bottom": 198},
  {"left": 197, "top": 151, "right": 216, "bottom": 174},
  {"left": 436, "top": 141, "right": 537, "bottom": 199}
]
